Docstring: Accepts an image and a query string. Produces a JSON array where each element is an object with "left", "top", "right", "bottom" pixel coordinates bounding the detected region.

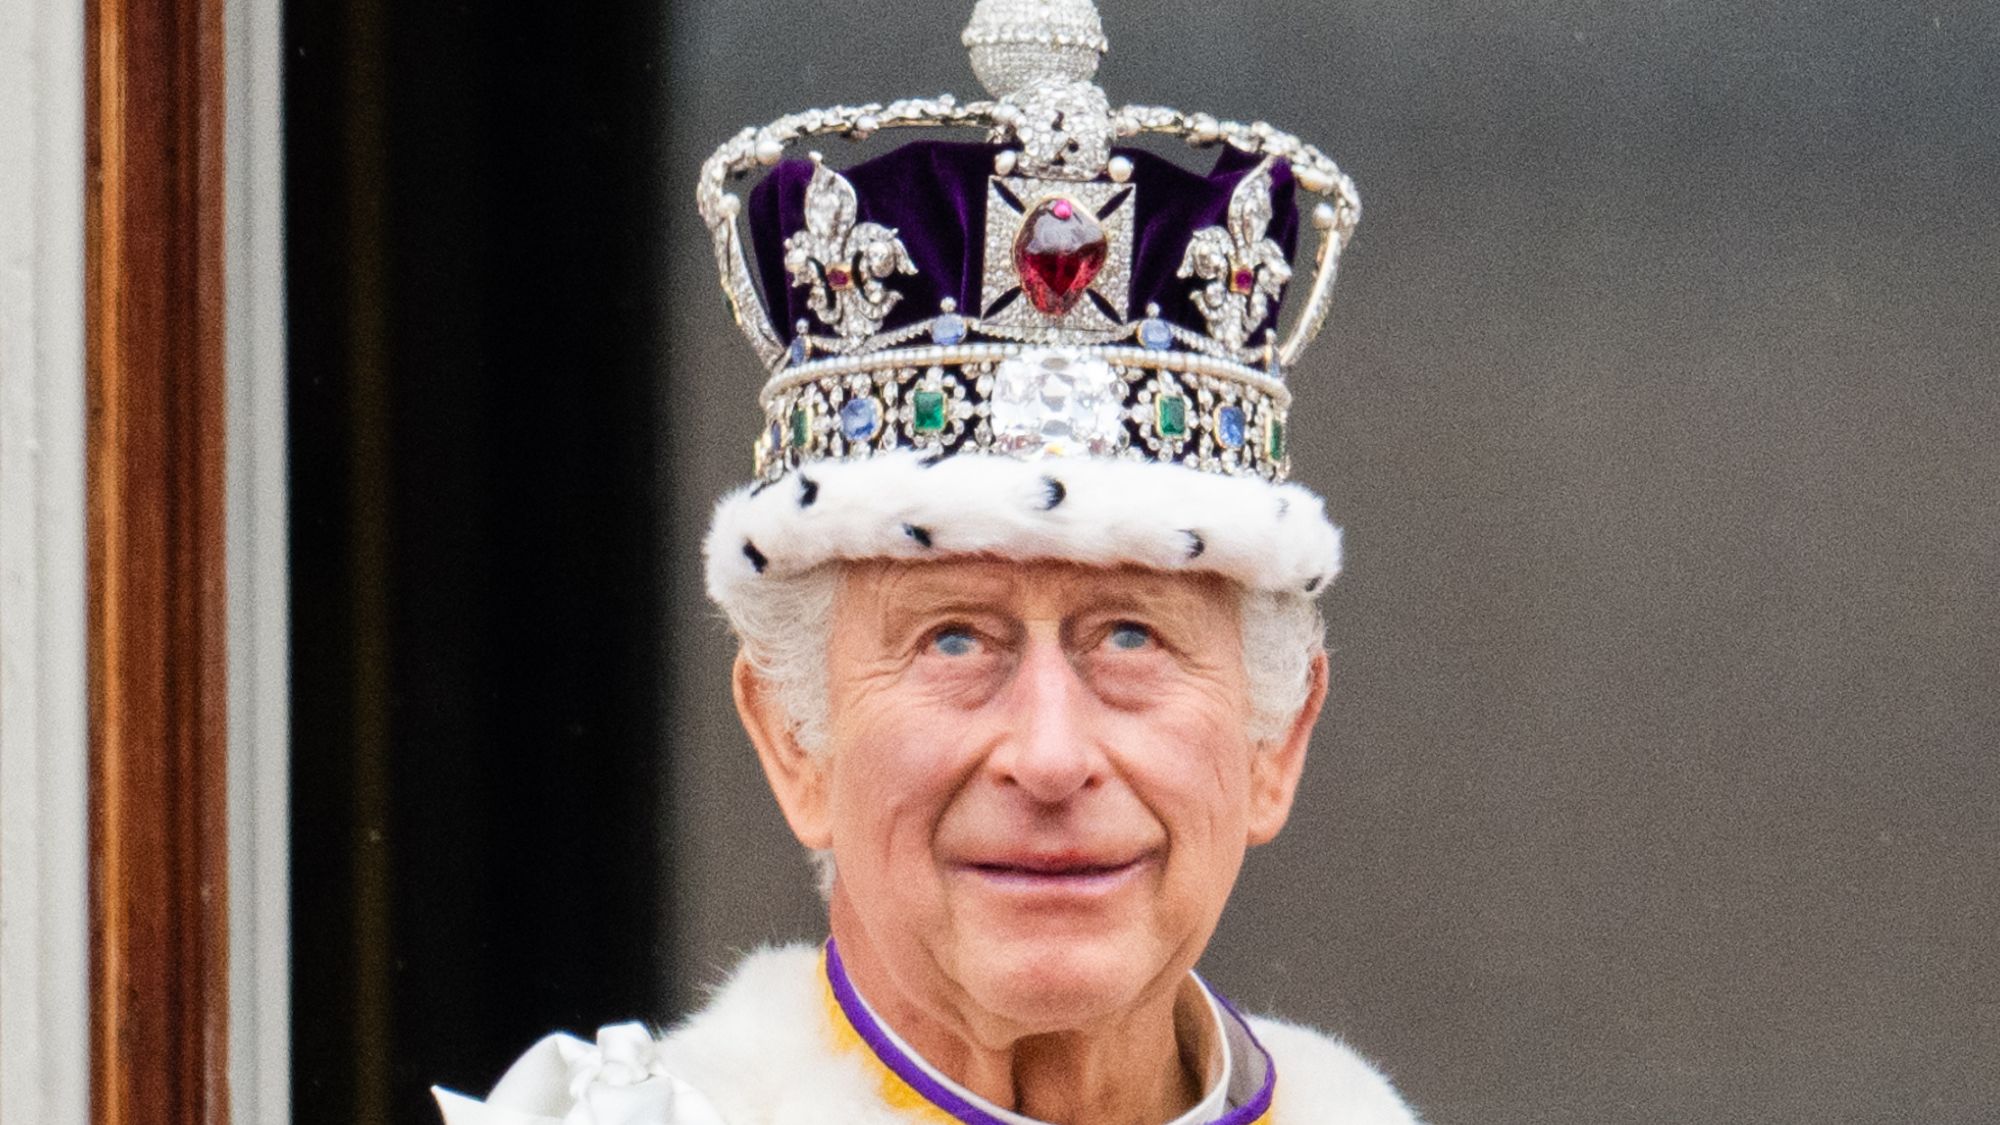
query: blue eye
[
  {"left": 1107, "top": 623, "right": 1152, "bottom": 651},
  {"left": 933, "top": 628, "right": 978, "bottom": 657}
]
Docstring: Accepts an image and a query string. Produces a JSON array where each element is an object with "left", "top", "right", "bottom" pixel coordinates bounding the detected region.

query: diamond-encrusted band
[{"left": 754, "top": 345, "right": 1291, "bottom": 485}]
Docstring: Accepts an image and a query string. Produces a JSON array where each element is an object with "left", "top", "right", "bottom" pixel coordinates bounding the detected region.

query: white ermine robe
[{"left": 434, "top": 945, "right": 1419, "bottom": 1125}]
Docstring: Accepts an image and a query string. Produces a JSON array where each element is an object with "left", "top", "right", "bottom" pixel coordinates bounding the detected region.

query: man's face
[{"left": 795, "top": 558, "right": 1305, "bottom": 1035}]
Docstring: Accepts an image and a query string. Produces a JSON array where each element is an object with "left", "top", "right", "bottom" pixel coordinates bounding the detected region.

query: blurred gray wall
[{"left": 657, "top": 3, "right": 1999, "bottom": 1122}]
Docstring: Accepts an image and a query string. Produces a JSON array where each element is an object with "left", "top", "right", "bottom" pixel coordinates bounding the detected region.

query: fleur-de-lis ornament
[
  {"left": 783, "top": 156, "right": 918, "bottom": 344},
  {"left": 1177, "top": 159, "right": 1293, "bottom": 354}
]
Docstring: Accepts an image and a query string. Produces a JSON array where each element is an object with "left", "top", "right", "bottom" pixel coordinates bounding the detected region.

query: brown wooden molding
[{"left": 86, "top": 0, "right": 231, "bottom": 1119}]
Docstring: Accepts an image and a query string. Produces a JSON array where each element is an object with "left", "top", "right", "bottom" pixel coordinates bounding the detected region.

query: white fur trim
[
  {"left": 658, "top": 946, "right": 1419, "bottom": 1125},
  {"left": 704, "top": 452, "right": 1343, "bottom": 609},
  {"left": 655, "top": 946, "right": 900, "bottom": 1125},
  {"left": 1249, "top": 1015, "right": 1425, "bottom": 1125},
  {"left": 437, "top": 946, "right": 1419, "bottom": 1125}
]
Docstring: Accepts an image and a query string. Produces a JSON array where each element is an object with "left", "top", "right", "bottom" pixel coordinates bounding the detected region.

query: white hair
[{"left": 721, "top": 563, "right": 1325, "bottom": 896}]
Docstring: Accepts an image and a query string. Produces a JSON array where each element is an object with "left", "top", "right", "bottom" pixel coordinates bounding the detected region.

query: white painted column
[
  {"left": 0, "top": 0, "right": 91, "bottom": 1119},
  {"left": 226, "top": 0, "right": 292, "bottom": 1120}
]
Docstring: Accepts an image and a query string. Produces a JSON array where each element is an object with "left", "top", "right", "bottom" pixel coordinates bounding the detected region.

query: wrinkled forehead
[{"left": 833, "top": 556, "right": 1242, "bottom": 627}]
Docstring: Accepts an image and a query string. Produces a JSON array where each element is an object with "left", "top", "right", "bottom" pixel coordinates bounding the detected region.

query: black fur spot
[
  {"left": 799, "top": 475, "right": 819, "bottom": 507},
  {"left": 1304, "top": 575, "right": 1323, "bottom": 593},
  {"left": 1041, "top": 477, "right": 1066, "bottom": 510},
  {"left": 903, "top": 523, "right": 934, "bottom": 549},
  {"left": 1183, "top": 530, "right": 1206, "bottom": 559},
  {"left": 917, "top": 451, "right": 946, "bottom": 468},
  {"left": 742, "top": 541, "right": 769, "bottom": 574}
]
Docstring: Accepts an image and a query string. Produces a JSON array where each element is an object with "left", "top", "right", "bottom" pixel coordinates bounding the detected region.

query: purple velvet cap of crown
[{"left": 747, "top": 141, "right": 1299, "bottom": 346}]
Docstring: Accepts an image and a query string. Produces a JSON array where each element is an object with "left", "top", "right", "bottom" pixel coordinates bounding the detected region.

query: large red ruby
[{"left": 1013, "top": 197, "right": 1107, "bottom": 317}]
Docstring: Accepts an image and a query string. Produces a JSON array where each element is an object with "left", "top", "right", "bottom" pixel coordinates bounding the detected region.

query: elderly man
[{"left": 435, "top": 1, "right": 1418, "bottom": 1122}]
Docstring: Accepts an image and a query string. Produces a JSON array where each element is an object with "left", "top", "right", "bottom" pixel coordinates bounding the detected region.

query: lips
[
  {"left": 972, "top": 854, "right": 1137, "bottom": 876},
  {"left": 956, "top": 849, "right": 1156, "bottom": 890}
]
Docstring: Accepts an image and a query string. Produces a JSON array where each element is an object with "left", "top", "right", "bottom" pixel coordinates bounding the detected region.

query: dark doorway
[{"left": 285, "top": 2, "right": 678, "bottom": 1120}]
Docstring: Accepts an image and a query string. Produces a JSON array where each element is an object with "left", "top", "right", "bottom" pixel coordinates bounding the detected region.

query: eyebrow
[
  {"left": 1075, "top": 585, "right": 1187, "bottom": 614},
  {"left": 855, "top": 576, "right": 1018, "bottom": 645},
  {"left": 869, "top": 570, "right": 1212, "bottom": 634}
]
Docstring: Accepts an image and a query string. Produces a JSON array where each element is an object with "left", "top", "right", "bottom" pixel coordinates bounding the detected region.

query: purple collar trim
[
  {"left": 824, "top": 938, "right": 1014, "bottom": 1125},
  {"left": 1205, "top": 985, "right": 1278, "bottom": 1124},
  {"left": 822, "top": 939, "right": 1276, "bottom": 1125}
]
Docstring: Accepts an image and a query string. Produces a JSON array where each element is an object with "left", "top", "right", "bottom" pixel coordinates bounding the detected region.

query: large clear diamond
[{"left": 989, "top": 350, "right": 1125, "bottom": 459}]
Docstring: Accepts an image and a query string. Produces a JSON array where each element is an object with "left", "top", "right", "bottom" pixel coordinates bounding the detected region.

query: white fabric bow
[{"left": 433, "top": 1023, "right": 726, "bottom": 1125}]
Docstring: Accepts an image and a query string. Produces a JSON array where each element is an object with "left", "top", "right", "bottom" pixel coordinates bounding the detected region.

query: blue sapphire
[
  {"left": 1140, "top": 318, "right": 1173, "bottom": 351},
  {"left": 839, "top": 397, "right": 880, "bottom": 443},
  {"left": 1217, "top": 405, "right": 1247, "bottom": 450},
  {"left": 931, "top": 313, "right": 968, "bottom": 346},
  {"left": 788, "top": 337, "right": 808, "bottom": 366}
]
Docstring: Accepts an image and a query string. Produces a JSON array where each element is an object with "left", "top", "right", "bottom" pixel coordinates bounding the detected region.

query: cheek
[
  {"left": 825, "top": 699, "right": 982, "bottom": 893},
  {"left": 1112, "top": 702, "right": 1256, "bottom": 872}
]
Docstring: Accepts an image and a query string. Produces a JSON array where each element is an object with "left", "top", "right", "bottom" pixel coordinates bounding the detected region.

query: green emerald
[
  {"left": 789, "top": 406, "right": 810, "bottom": 449},
  {"left": 1156, "top": 394, "right": 1188, "bottom": 439},
  {"left": 1267, "top": 415, "right": 1286, "bottom": 461},
  {"left": 912, "top": 390, "right": 947, "bottom": 433}
]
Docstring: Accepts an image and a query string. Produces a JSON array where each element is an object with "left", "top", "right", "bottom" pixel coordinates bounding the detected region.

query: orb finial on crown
[{"left": 962, "top": 0, "right": 1108, "bottom": 99}]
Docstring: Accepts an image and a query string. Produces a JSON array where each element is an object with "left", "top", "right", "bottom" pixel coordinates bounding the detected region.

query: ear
[
  {"left": 733, "top": 653, "right": 833, "bottom": 850},
  {"left": 1247, "top": 649, "right": 1328, "bottom": 846}
]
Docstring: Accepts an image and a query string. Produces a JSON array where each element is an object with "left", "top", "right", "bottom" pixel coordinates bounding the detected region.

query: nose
[{"left": 987, "top": 630, "right": 1105, "bottom": 804}]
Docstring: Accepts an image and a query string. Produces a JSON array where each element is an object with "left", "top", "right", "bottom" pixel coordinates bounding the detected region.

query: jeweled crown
[{"left": 697, "top": 0, "right": 1361, "bottom": 486}]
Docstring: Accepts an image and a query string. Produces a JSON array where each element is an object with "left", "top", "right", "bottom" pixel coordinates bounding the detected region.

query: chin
[{"left": 953, "top": 925, "right": 1162, "bottom": 1031}]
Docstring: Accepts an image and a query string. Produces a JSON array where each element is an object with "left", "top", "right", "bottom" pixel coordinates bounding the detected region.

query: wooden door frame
[{"left": 86, "top": 0, "right": 233, "bottom": 1119}]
